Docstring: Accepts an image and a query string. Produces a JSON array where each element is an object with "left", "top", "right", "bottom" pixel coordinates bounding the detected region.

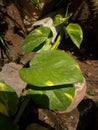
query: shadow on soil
[
  {"left": 77, "top": 99, "right": 98, "bottom": 130},
  {"left": 18, "top": 98, "right": 98, "bottom": 130},
  {"left": 18, "top": 99, "right": 56, "bottom": 130},
  {"left": 59, "top": 30, "right": 98, "bottom": 61}
]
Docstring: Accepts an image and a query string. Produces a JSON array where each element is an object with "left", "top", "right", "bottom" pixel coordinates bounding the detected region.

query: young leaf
[
  {"left": 65, "top": 23, "right": 83, "bottom": 48},
  {"left": 19, "top": 50, "right": 83, "bottom": 87},
  {"left": 53, "top": 14, "right": 66, "bottom": 26},
  {"left": 27, "top": 84, "right": 75, "bottom": 111},
  {"left": 0, "top": 81, "right": 18, "bottom": 116},
  {"left": 21, "top": 27, "right": 53, "bottom": 54}
]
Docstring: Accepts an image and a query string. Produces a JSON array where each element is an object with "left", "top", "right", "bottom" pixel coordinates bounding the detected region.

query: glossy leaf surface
[
  {"left": 53, "top": 14, "right": 66, "bottom": 26},
  {"left": 21, "top": 27, "right": 53, "bottom": 54},
  {"left": 28, "top": 84, "right": 75, "bottom": 111},
  {"left": 66, "top": 23, "right": 83, "bottom": 48},
  {"left": 19, "top": 50, "right": 83, "bottom": 87}
]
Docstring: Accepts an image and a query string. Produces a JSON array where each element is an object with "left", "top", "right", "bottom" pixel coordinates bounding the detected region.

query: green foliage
[
  {"left": 19, "top": 49, "right": 83, "bottom": 111},
  {"left": 0, "top": 81, "right": 18, "bottom": 116},
  {"left": 21, "top": 27, "right": 52, "bottom": 54},
  {"left": 65, "top": 23, "right": 83, "bottom": 48},
  {"left": 28, "top": 84, "right": 75, "bottom": 111},
  {"left": 53, "top": 14, "right": 68, "bottom": 26},
  {"left": 0, "top": 3, "right": 84, "bottom": 129},
  {"left": 0, "top": 81, "right": 19, "bottom": 129},
  {"left": 19, "top": 50, "right": 83, "bottom": 111},
  {"left": 20, "top": 50, "right": 83, "bottom": 87},
  {"left": 21, "top": 3, "right": 83, "bottom": 54},
  {"left": 19, "top": 3, "right": 84, "bottom": 112},
  {"left": 52, "top": 14, "right": 83, "bottom": 49}
]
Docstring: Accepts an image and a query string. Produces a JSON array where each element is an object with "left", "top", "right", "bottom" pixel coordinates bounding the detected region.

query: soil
[{"left": 0, "top": 1, "right": 98, "bottom": 130}]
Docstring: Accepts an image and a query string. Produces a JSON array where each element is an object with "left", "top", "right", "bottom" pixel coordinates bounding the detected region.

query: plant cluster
[{"left": 0, "top": 5, "right": 84, "bottom": 130}]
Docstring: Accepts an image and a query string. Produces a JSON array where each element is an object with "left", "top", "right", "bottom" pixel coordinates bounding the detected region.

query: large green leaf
[
  {"left": 27, "top": 84, "right": 75, "bottom": 111},
  {"left": 21, "top": 27, "right": 53, "bottom": 54},
  {"left": 0, "top": 81, "right": 18, "bottom": 116},
  {"left": 66, "top": 23, "right": 83, "bottom": 48},
  {"left": 19, "top": 50, "right": 83, "bottom": 87},
  {"left": 0, "top": 113, "right": 18, "bottom": 130}
]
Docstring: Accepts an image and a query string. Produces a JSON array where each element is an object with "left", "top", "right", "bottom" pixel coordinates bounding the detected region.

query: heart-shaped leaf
[
  {"left": 66, "top": 23, "right": 83, "bottom": 48},
  {"left": 0, "top": 81, "right": 18, "bottom": 116},
  {"left": 19, "top": 50, "right": 83, "bottom": 87},
  {"left": 21, "top": 27, "right": 53, "bottom": 54}
]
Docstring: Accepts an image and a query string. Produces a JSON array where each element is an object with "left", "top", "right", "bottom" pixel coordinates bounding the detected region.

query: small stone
[{"left": 0, "top": 62, "right": 26, "bottom": 96}]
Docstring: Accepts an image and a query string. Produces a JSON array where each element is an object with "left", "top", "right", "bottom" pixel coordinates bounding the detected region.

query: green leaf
[
  {"left": 0, "top": 113, "right": 19, "bottom": 130},
  {"left": 66, "top": 23, "right": 83, "bottom": 48},
  {"left": 53, "top": 14, "right": 66, "bottom": 26},
  {"left": 36, "top": 38, "right": 52, "bottom": 53},
  {"left": 27, "top": 84, "right": 75, "bottom": 111},
  {"left": 21, "top": 27, "right": 53, "bottom": 54},
  {"left": 0, "top": 81, "right": 18, "bottom": 116},
  {"left": 19, "top": 50, "right": 83, "bottom": 87},
  {"left": 53, "top": 13, "right": 72, "bottom": 27}
]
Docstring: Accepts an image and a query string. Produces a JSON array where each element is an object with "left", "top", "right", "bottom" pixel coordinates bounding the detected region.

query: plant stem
[
  {"left": 51, "top": 30, "right": 64, "bottom": 50},
  {"left": 14, "top": 97, "right": 30, "bottom": 124}
]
